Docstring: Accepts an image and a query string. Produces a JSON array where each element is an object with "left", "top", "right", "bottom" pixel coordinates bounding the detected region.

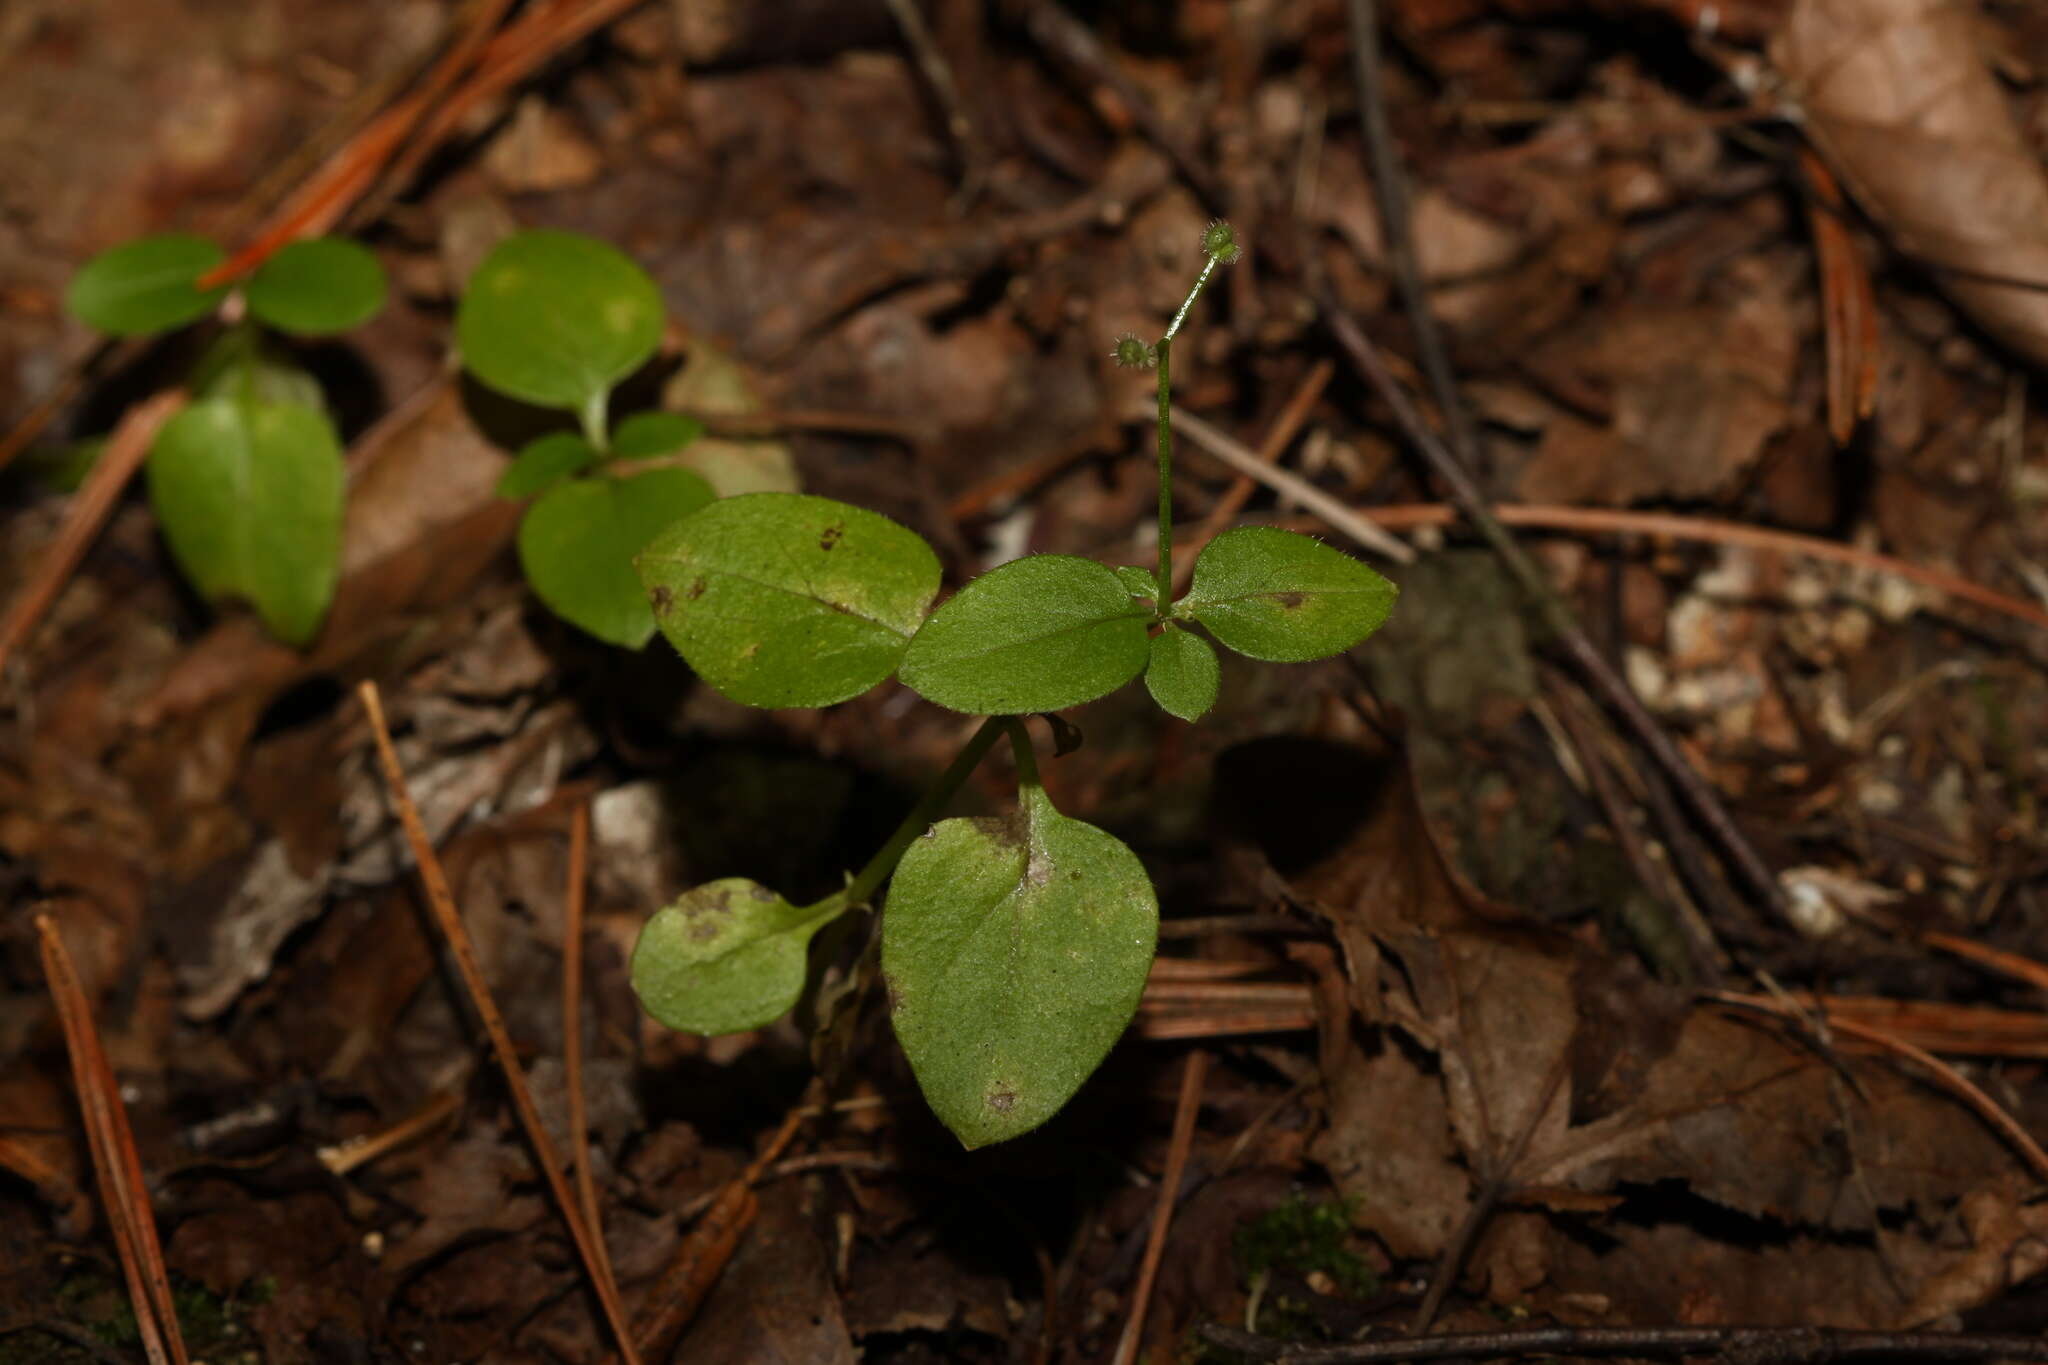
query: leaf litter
[{"left": 2, "top": 0, "right": 2048, "bottom": 1360}]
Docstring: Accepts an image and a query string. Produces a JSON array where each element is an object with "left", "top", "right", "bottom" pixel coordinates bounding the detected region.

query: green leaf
[
  {"left": 1115, "top": 565, "right": 1160, "bottom": 601},
  {"left": 885, "top": 783, "right": 1158, "bottom": 1147},
  {"left": 611, "top": 410, "right": 704, "bottom": 461},
  {"left": 1179, "top": 527, "right": 1398, "bottom": 662},
  {"left": 632, "top": 880, "right": 841, "bottom": 1035},
  {"left": 147, "top": 396, "right": 343, "bottom": 646},
  {"left": 497, "top": 432, "right": 598, "bottom": 497},
  {"left": 1144, "top": 624, "right": 1219, "bottom": 722},
  {"left": 243, "top": 237, "right": 386, "bottom": 335},
  {"left": 638, "top": 493, "right": 941, "bottom": 708},
  {"left": 456, "top": 229, "right": 665, "bottom": 414},
  {"left": 898, "top": 556, "right": 1150, "bottom": 715},
  {"left": 66, "top": 234, "right": 227, "bottom": 336},
  {"left": 519, "top": 467, "right": 715, "bottom": 647}
]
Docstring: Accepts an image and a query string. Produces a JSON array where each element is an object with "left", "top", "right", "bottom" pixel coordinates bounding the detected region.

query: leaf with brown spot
[
  {"left": 883, "top": 782, "right": 1157, "bottom": 1148},
  {"left": 631, "top": 879, "right": 844, "bottom": 1035}
]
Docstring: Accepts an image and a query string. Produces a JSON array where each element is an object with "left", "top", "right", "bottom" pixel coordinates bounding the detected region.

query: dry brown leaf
[
  {"left": 1776, "top": 0, "right": 2048, "bottom": 367},
  {"left": 1514, "top": 269, "right": 1797, "bottom": 504},
  {"left": 1294, "top": 741, "right": 2023, "bottom": 1319},
  {"left": 1893, "top": 1188, "right": 2048, "bottom": 1326},
  {"left": 671, "top": 1183, "right": 858, "bottom": 1363}
]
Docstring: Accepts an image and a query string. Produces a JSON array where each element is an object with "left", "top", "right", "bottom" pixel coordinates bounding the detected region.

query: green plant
[
  {"left": 457, "top": 229, "right": 713, "bottom": 648},
  {"left": 65, "top": 234, "right": 388, "bottom": 645},
  {"left": 460, "top": 222, "right": 1397, "bottom": 1146}
]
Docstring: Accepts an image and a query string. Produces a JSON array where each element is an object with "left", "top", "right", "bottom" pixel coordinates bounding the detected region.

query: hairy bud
[
  {"left": 1200, "top": 219, "right": 1242, "bottom": 265},
  {"left": 1111, "top": 334, "right": 1157, "bottom": 370}
]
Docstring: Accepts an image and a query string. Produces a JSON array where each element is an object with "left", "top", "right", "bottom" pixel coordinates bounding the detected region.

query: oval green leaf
[
  {"left": 518, "top": 467, "right": 715, "bottom": 648},
  {"left": 884, "top": 785, "right": 1158, "bottom": 1148},
  {"left": 638, "top": 493, "right": 942, "bottom": 708},
  {"left": 147, "top": 396, "right": 343, "bottom": 647},
  {"left": 243, "top": 237, "right": 387, "bottom": 335},
  {"left": 611, "top": 410, "right": 704, "bottom": 461},
  {"left": 497, "top": 432, "right": 599, "bottom": 498},
  {"left": 1144, "top": 624, "right": 1219, "bottom": 722},
  {"left": 632, "top": 880, "right": 841, "bottom": 1036},
  {"left": 66, "top": 234, "right": 227, "bottom": 336},
  {"left": 898, "top": 556, "right": 1149, "bottom": 715},
  {"left": 456, "top": 229, "right": 665, "bottom": 414},
  {"left": 1179, "top": 527, "right": 1398, "bottom": 662}
]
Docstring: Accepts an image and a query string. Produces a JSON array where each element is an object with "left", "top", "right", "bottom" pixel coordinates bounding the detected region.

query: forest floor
[{"left": 4, "top": 0, "right": 2048, "bottom": 1361}]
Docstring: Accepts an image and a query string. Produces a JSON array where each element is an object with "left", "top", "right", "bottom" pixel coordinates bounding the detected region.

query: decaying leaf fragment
[{"left": 1775, "top": 0, "right": 2048, "bottom": 367}]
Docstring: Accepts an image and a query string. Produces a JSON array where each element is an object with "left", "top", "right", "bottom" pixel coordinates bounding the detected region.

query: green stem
[
  {"left": 1152, "top": 253, "right": 1220, "bottom": 598},
  {"left": 579, "top": 388, "right": 611, "bottom": 455},
  {"left": 1154, "top": 334, "right": 1174, "bottom": 599},
  {"left": 1004, "top": 716, "right": 1040, "bottom": 791},
  {"left": 840, "top": 716, "right": 1007, "bottom": 908},
  {"left": 1165, "top": 254, "right": 1219, "bottom": 343}
]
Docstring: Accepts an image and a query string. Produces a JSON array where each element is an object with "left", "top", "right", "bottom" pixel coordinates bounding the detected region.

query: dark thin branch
[
  {"left": 1343, "top": 0, "right": 1482, "bottom": 474},
  {"left": 883, "top": 0, "right": 990, "bottom": 205},
  {"left": 1009, "top": 0, "right": 1227, "bottom": 213},
  {"left": 1410, "top": 1052, "right": 1568, "bottom": 1332},
  {"left": 1546, "top": 668, "right": 1727, "bottom": 985},
  {"left": 1330, "top": 0, "right": 1790, "bottom": 927},
  {"left": 1201, "top": 1323, "right": 2048, "bottom": 1365}
]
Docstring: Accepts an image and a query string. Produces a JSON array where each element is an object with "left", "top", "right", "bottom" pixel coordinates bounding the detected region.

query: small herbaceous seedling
[
  {"left": 65, "top": 234, "right": 388, "bottom": 646},
  {"left": 457, "top": 221, "right": 1398, "bottom": 1146}
]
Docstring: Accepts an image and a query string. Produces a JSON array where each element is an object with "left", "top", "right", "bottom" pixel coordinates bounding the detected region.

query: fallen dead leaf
[{"left": 1776, "top": 0, "right": 2048, "bottom": 368}]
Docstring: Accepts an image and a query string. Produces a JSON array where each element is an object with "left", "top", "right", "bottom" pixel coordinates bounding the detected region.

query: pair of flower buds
[{"left": 1112, "top": 219, "right": 1242, "bottom": 370}]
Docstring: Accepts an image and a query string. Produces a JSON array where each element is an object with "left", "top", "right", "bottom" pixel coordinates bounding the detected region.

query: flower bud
[
  {"left": 1111, "top": 334, "right": 1157, "bottom": 369},
  {"left": 1200, "top": 219, "right": 1242, "bottom": 265}
]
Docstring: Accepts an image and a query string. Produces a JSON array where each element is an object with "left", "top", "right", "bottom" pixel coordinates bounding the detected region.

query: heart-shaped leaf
[
  {"left": 638, "top": 492, "right": 941, "bottom": 708},
  {"left": 456, "top": 229, "right": 664, "bottom": 417},
  {"left": 67, "top": 234, "right": 227, "bottom": 336},
  {"left": 884, "top": 783, "right": 1158, "bottom": 1147},
  {"left": 244, "top": 237, "right": 386, "bottom": 335},
  {"left": 497, "top": 432, "right": 599, "bottom": 498},
  {"left": 518, "top": 467, "right": 715, "bottom": 647},
  {"left": 898, "top": 556, "right": 1149, "bottom": 715},
  {"left": 1143, "top": 623, "right": 1219, "bottom": 722},
  {"left": 147, "top": 395, "right": 343, "bottom": 646},
  {"left": 632, "top": 880, "right": 842, "bottom": 1035},
  {"left": 1179, "top": 527, "right": 1397, "bottom": 662}
]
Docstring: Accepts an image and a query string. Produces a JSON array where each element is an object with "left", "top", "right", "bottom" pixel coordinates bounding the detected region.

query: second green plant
[{"left": 610, "top": 221, "right": 1397, "bottom": 1147}]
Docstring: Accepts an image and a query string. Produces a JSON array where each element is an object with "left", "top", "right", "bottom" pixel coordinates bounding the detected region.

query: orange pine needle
[
  {"left": 1113, "top": 1049, "right": 1209, "bottom": 1365},
  {"left": 356, "top": 682, "right": 642, "bottom": 1365},
  {"left": 1316, "top": 504, "right": 2048, "bottom": 635},
  {"left": 631, "top": 1096, "right": 814, "bottom": 1355},
  {"left": 562, "top": 801, "right": 626, "bottom": 1322},
  {"left": 1800, "top": 148, "right": 1881, "bottom": 445},
  {"left": 36, "top": 915, "right": 190, "bottom": 1365},
  {"left": 1714, "top": 991, "right": 2048, "bottom": 1182},
  {"left": 0, "top": 390, "right": 186, "bottom": 678}
]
